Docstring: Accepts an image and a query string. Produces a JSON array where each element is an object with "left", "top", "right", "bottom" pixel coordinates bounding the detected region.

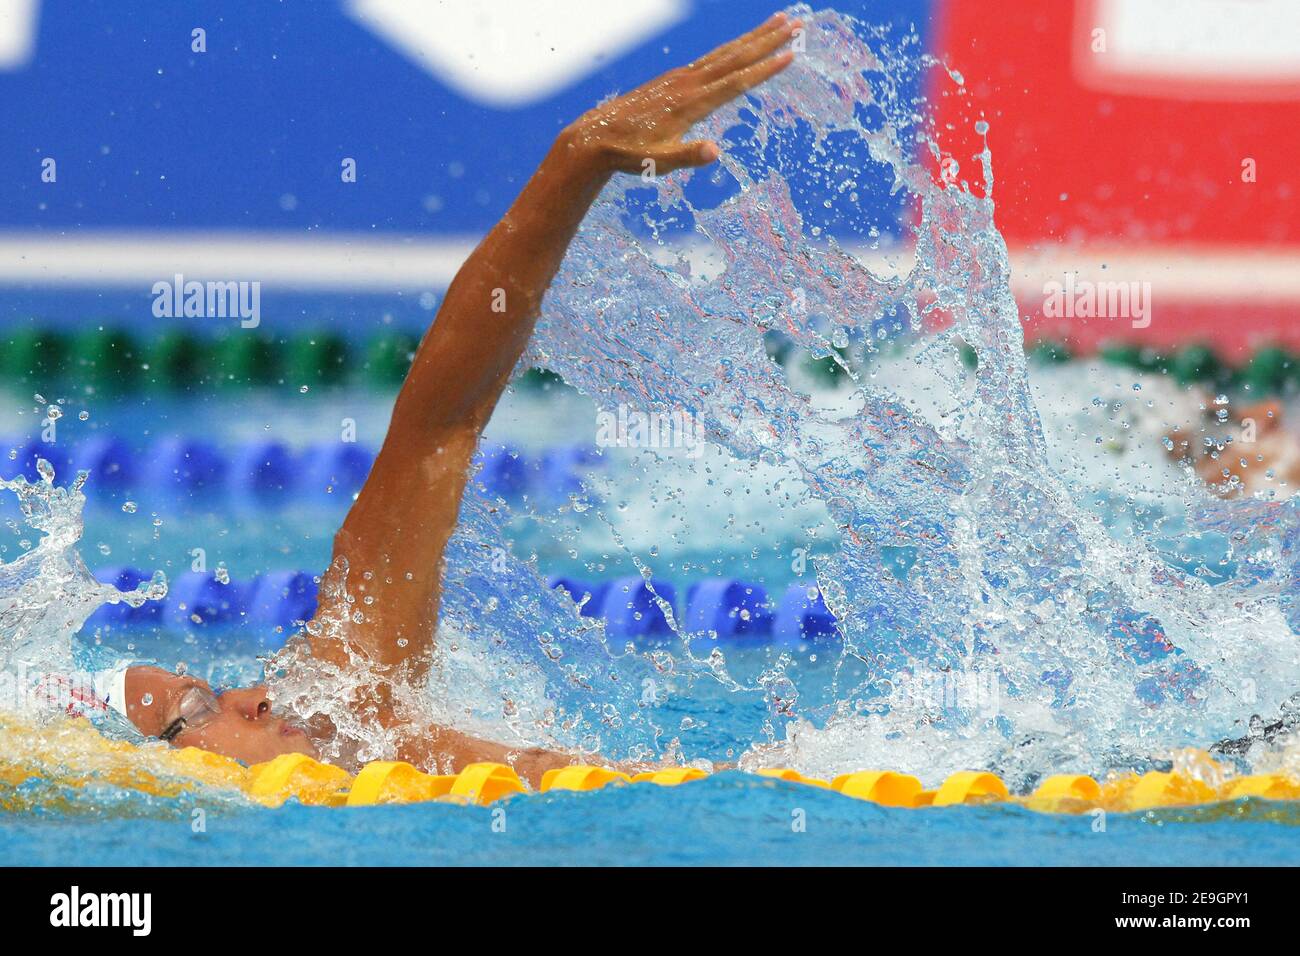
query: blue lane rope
[{"left": 87, "top": 570, "right": 840, "bottom": 648}]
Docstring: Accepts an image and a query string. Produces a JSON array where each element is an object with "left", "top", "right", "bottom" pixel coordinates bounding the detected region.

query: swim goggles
[{"left": 159, "top": 685, "right": 222, "bottom": 742}]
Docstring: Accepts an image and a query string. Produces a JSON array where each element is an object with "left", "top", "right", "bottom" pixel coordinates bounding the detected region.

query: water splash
[
  {"left": 0, "top": 464, "right": 164, "bottom": 678},
  {"left": 519, "top": 5, "right": 1300, "bottom": 783}
]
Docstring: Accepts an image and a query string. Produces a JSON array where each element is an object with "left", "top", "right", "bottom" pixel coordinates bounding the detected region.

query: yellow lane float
[
  {"left": 1021, "top": 774, "right": 1102, "bottom": 813},
  {"left": 346, "top": 761, "right": 456, "bottom": 806},
  {"left": 756, "top": 768, "right": 831, "bottom": 788},
  {"left": 1033, "top": 774, "right": 1102, "bottom": 803},
  {"left": 170, "top": 747, "right": 251, "bottom": 790},
  {"left": 447, "top": 762, "right": 525, "bottom": 805},
  {"left": 932, "top": 771, "right": 1009, "bottom": 807},
  {"left": 247, "top": 753, "right": 353, "bottom": 807},
  {"left": 540, "top": 765, "right": 632, "bottom": 793},
  {"left": 831, "top": 771, "right": 923, "bottom": 807},
  {"left": 1112, "top": 771, "right": 1218, "bottom": 812},
  {"left": 1220, "top": 774, "right": 1300, "bottom": 802},
  {"left": 631, "top": 767, "right": 708, "bottom": 786}
]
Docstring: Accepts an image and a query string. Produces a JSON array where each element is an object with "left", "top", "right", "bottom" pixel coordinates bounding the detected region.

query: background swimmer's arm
[{"left": 306, "top": 14, "right": 800, "bottom": 687}]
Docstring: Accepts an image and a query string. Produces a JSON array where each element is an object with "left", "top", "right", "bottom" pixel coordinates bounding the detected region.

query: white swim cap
[{"left": 88, "top": 662, "right": 134, "bottom": 721}]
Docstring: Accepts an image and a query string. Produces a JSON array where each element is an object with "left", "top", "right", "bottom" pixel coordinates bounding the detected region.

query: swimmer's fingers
[
  {"left": 643, "top": 139, "right": 721, "bottom": 173},
  {"left": 691, "top": 13, "right": 795, "bottom": 80},
  {"left": 691, "top": 48, "right": 794, "bottom": 118}
]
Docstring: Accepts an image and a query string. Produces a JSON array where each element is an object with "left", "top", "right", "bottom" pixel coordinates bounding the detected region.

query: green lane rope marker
[
  {"left": 287, "top": 333, "right": 349, "bottom": 387},
  {"left": 213, "top": 334, "right": 284, "bottom": 387},
  {"left": 2, "top": 325, "right": 1297, "bottom": 397},
  {"left": 763, "top": 330, "right": 794, "bottom": 367},
  {"left": 1, "top": 328, "right": 70, "bottom": 383},
  {"left": 1027, "top": 339, "right": 1071, "bottom": 364},
  {"left": 70, "top": 328, "right": 141, "bottom": 392},
  {"left": 516, "top": 367, "right": 566, "bottom": 391},
  {"left": 362, "top": 332, "right": 417, "bottom": 386},
  {"left": 1240, "top": 346, "right": 1296, "bottom": 396},
  {"left": 145, "top": 331, "right": 206, "bottom": 389},
  {"left": 803, "top": 347, "right": 850, "bottom": 385},
  {"left": 1099, "top": 342, "right": 1165, "bottom": 371},
  {"left": 1168, "top": 344, "right": 1222, "bottom": 386}
]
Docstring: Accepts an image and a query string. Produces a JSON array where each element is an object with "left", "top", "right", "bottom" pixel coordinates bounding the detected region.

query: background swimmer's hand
[{"left": 561, "top": 12, "right": 800, "bottom": 176}]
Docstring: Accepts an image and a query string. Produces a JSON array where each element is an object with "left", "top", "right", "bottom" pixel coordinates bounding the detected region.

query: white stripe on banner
[
  {"left": 0, "top": 233, "right": 480, "bottom": 291},
  {"left": 0, "top": 232, "right": 1297, "bottom": 302},
  {"left": 1006, "top": 246, "right": 1300, "bottom": 303}
]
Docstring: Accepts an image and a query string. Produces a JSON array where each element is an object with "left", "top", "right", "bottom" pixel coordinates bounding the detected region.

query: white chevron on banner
[
  {"left": 345, "top": 0, "right": 689, "bottom": 107},
  {"left": 0, "top": 0, "right": 39, "bottom": 69}
]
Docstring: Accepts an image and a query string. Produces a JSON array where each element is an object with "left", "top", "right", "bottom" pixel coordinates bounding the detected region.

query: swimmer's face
[{"left": 124, "top": 666, "right": 317, "bottom": 764}]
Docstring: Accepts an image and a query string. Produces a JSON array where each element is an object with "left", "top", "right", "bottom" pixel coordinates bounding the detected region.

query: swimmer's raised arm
[{"left": 306, "top": 14, "right": 801, "bottom": 688}]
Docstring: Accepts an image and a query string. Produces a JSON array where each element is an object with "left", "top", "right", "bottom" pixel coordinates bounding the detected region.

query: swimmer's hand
[{"left": 560, "top": 12, "right": 800, "bottom": 176}]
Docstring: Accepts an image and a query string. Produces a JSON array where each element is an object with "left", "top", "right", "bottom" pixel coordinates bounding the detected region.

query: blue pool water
[
  {"left": 10, "top": 369, "right": 1299, "bottom": 867},
  {"left": 5, "top": 773, "right": 1300, "bottom": 867}
]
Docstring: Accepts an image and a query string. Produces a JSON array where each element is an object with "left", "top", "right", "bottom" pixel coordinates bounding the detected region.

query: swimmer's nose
[{"left": 223, "top": 686, "right": 273, "bottom": 721}]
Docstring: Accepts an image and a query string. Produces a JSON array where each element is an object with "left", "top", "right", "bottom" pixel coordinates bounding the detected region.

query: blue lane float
[
  {"left": 0, "top": 437, "right": 73, "bottom": 482},
  {"left": 70, "top": 437, "right": 136, "bottom": 496},
  {"left": 546, "top": 577, "right": 836, "bottom": 642},
  {"left": 473, "top": 444, "right": 530, "bottom": 499},
  {"left": 87, "top": 568, "right": 317, "bottom": 644},
  {"left": 299, "top": 443, "right": 372, "bottom": 500},
  {"left": 532, "top": 445, "right": 604, "bottom": 500},
  {"left": 598, "top": 576, "right": 680, "bottom": 641},
  {"left": 546, "top": 577, "right": 611, "bottom": 618},
  {"left": 0, "top": 437, "right": 600, "bottom": 508},
  {"left": 684, "top": 579, "right": 772, "bottom": 638},
  {"left": 246, "top": 571, "right": 319, "bottom": 638},
  {"left": 230, "top": 441, "right": 296, "bottom": 504},
  {"left": 91, "top": 566, "right": 161, "bottom": 624},
  {"left": 773, "top": 584, "right": 840, "bottom": 641},
  {"left": 165, "top": 571, "right": 249, "bottom": 629},
  {"left": 145, "top": 439, "right": 226, "bottom": 498}
]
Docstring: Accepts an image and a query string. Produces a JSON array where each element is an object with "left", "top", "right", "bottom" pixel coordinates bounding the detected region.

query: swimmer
[
  {"left": 1165, "top": 396, "right": 1300, "bottom": 497},
  {"left": 85, "top": 14, "right": 802, "bottom": 785}
]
